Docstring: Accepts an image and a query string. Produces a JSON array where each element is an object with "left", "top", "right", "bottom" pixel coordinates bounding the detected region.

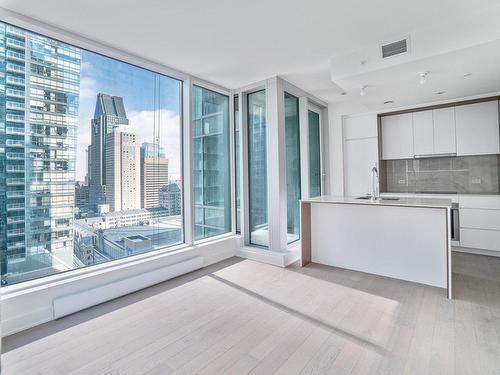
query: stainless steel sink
[{"left": 356, "top": 196, "right": 400, "bottom": 201}]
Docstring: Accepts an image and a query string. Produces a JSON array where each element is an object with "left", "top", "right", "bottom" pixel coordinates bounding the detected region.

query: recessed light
[
  {"left": 360, "top": 85, "right": 367, "bottom": 97},
  {"left": 435, "top": 91, "right": 446, "bottom": 95},
  {"left": 340, "top": 91, "right": 348, "bottom": 96},
  {"left": 463, "top": 73, "right": 472, "bottom": 78},
  {"left": 383, "top": 100, "right": 394, "bottom": 105}
]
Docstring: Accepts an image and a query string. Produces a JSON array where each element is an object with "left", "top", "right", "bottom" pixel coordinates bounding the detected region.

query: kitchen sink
[{"left": 356, "top": 196, "right": 400, "bottom": 201}]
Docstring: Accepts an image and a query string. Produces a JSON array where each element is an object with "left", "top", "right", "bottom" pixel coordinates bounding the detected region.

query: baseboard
[{"left": 452, "top": 246, "right": 500, "bottom": 258}]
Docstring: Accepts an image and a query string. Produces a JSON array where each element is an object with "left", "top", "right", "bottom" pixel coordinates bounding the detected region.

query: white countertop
[{"left": 302, "top": 195, "right": 453, "bottom": 209}]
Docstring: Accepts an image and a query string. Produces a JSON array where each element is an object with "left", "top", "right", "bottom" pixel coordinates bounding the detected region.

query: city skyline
[{"left": 76, "top": 49, "right": 182, "bottom": 182}]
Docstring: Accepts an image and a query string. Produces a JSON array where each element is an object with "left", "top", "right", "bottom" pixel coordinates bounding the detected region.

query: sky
[{"left": 75, "top": 50, "right": 182, "bottom": 182}]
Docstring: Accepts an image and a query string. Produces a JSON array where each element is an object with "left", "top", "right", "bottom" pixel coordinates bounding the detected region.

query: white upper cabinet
[
  {"left": 455, "top": 100, "right": 500, "bottom": 156},
  {"left": 381, "top": 113, "right": 413, "bottom": 160},
  {"left": 433, "top": 107, "right": 456, "bottom": 154},
  {"left": 412, "top": 110, "right": 434, "bottom": 156},
  {"left": 413, "top": 107, "right": 456, "bottom": 157}
]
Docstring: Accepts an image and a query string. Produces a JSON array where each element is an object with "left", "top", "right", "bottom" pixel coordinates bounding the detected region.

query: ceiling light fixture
[
  {"left": 463, "top": 73, "right": 472, "bottom": 78},
  {"left": 340, "top": 91, "right": 348, "bottom": 96},
  {"left": 419, "top": 71, "right": 429, "bottom": 85},
  {"left": 384, "top": 100, "right": 394, "bottom": 105},
  {"left": 435, "top": 91, "right": 446, "bottom": 95},
  {"left": 360, "top": 85, "right": 367, "bottom": 97}
]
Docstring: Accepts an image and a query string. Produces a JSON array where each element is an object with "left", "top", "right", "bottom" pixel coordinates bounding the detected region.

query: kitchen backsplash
[{"left": 382, "top": 154, "right": 500, "bottom": 194}]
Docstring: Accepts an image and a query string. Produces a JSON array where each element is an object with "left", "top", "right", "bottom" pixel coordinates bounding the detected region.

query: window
[
  {"left": 0, "top": 22, "right": 183, "bottom": 285},
  {"left": 192, "top": 85, "right": 230, "bottom": 240},
  {"left": 247, "top": 90, "right": 268, "bottom": 247},
  {"left": 285, "top": 93, "right": 301, "bottom": 243},
  {"left": 234, "top": 95, "right": 241, "bottom": 233},
  {"left": 308, "top": 110, "right": 321, "bottom": 197}
]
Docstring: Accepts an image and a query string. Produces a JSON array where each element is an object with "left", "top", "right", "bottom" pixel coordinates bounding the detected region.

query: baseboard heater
[{"left": 53, "top": 255, "right": 203, "bottom": 319}]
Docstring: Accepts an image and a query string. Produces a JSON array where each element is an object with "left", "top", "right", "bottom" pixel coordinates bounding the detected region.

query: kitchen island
[{"left": 301, "top": 196, "right": 453, "bottom": 298}]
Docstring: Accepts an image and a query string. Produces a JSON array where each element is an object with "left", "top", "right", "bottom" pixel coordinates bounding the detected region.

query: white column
[
  {"left": 266, "top": 77, "right": 288, "bottom": 253},
  {"left": 299, "top": 96, "right": 310, "bottom": 199},
  {"left": 182, "top": 78, "right": 194, "bottom": 245}
]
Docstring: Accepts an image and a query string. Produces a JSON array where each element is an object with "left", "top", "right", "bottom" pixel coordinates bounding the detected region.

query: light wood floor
[{"left": 3, "top": 252, "right": 500, "bottom": 375}]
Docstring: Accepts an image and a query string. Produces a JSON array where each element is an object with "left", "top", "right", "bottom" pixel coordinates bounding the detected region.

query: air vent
[{"left": 381, "top": 39, "right": 408, "bottom": 58}]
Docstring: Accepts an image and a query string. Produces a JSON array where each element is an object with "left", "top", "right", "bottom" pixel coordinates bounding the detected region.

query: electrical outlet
[{"left": 471, "top": 178, "right": 481, "bottom": 184}]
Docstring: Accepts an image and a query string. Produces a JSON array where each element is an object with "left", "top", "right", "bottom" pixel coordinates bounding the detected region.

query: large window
[
  {"left": 0, "top": 22, "right": 183, "bottom": 285},
  {"left": 247, "top": 90, "right": 268, "bottom": 247},
  {"left": 234, "top": 95, "right": 241, "bottom": 233},
  {"left": 192, "top": 86, "right": 230, "bottom": 240},
  {"left": 285, "top": 93, "right": 301, "bottom": 243},
  {"left": 308, "top": 110, "right": 321, "bottom": 197}
]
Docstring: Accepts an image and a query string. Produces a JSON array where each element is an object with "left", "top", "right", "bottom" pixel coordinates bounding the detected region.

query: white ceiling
[{"left": 2, "top": 0, "right": 500, "bottom": 110}]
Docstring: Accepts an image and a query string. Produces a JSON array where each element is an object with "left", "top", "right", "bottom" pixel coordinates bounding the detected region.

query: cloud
[{"left": 79, "top": 76, "right": 98, "bottom": 102}]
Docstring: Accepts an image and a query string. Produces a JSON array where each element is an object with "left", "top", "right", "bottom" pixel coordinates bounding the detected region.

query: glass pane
[
  {"left": 308, "top": 110, "right": 321, "bottom": 197},
  {"left": 192, "top": 85, "right": 230, "bottom": 240},
  {"left": 285, "top": 93, "right": 301, "bottom": 243},
  {"left": 247, "top": 90, "right": 268, "bottom": 247},
  {"left": 0, "top": 22, "right": 183, "bottom": 285},
  {"left": 234, "top": 95, "right": 241, "bottom": 233}
]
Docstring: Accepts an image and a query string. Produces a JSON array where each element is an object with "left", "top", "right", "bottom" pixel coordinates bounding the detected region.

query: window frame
[
  {"left": 190, "top": 83, "right": 232, "bottom": 241},
  {"left": 0, "top": 11, "right": 236, "bottom": 292}
]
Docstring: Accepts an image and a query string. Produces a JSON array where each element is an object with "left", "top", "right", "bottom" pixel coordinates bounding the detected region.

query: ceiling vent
[{"left": 381, "top": 38, "right": 408, "bottom": 58}]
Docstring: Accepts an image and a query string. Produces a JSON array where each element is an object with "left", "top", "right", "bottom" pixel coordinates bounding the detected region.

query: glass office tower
[{"left": 0, "top": 22, "right": 81, "bottom": 283}]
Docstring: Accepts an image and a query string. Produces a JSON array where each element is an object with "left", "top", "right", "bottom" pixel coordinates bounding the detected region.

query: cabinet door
[
  {"left": 455, "top": 100, "right": 500, "bottom": 156},
  {"left": 344, "top": 137, "right": 378, "bottom": 196},
  {"left": 433, "top": 107, "right": 456, "bottom": 154},
  {"left": 412, "top": 110, "right": 434, "bottom": 156},
  {"left": 381, "top": 113, "right": 414, "bottom": 160}
]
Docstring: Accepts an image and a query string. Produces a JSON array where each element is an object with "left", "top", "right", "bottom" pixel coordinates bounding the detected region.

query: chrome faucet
[{"left": 371, "top": 165, "right": 380, "bottom": 200}]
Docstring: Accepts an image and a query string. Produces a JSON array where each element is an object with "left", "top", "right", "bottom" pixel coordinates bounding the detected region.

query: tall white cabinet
[{"left": 342, "top": 114, "right": 378, "bottom": 196}]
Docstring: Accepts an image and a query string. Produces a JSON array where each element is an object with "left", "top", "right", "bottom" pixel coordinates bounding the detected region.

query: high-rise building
[
  {"left": 0, "top": 23, "right": 81, "bottom": 277},
  {"left": 106, "top": 125, "right": 141, "bottom": 212},
  {"left": 159, "top": 183, "right": 182, "bottom": 216},
  {"left": 89, "top": 93, "right": 129, "bottom": 210},
  {"left": 75, "top": 181, "right": 90, "bottom": 209},
  {"left": 140, "top": 142, "right": 169, "bottom": 209}
]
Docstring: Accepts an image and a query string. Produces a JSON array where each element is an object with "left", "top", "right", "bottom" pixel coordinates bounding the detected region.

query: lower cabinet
[
  {"left": 460, "top": 228, "right": 500, "bottom": 252},
  {"left": 459, "top": 195, "right": 500, "bottom": 253}
]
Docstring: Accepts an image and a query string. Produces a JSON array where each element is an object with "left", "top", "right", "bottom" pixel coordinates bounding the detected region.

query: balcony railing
[
  {"left": 7, "top": 216, "right": 25, "bottom": 224},
  {"left": 7, "top": 229, "right": 25, "bottom": 237},
  {"left": 6, "top": 114, "right": 25, "bottom": 123},
  {"left": 6, "top": 165, "right": 25, "bottom": 172},
  {"left": 6, "top": 152, "right": 25, "bottom": 160},
  {"left": 6, "top": 76, "right": 26, "bottom": 87},
  {"left": 6, "top": 26, "right": 26, "bottom": 38},
  {"left": 6, "top": 38, "right": 25, "bottom": 50},
  {"left": 6, "top": 178, "right": 25, "bottom": 185},
  {"left": 6, "top": 191, "right": 25, "bottom": 198},
  {"left": 6, "top": 89, "right": 25, "bottom": 99},
  {"left": 7, "top": 203, "right": 25, "bottom": 211},
  {"left": 6, "top": 127, "right": 25, "bottom": 135},
  {"left": 6, "top": 139, "right": 25, "bottom": 147}
]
